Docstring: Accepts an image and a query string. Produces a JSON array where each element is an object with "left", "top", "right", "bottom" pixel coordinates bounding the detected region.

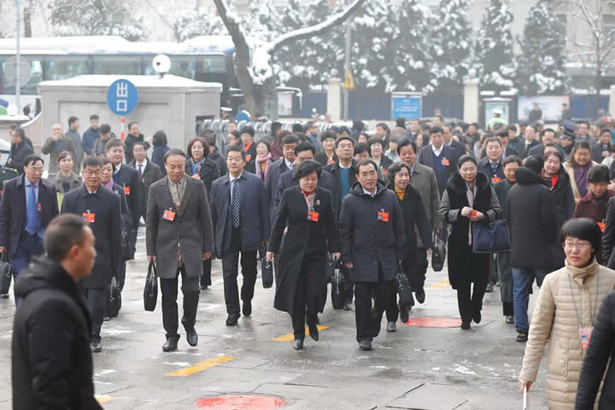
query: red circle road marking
[
  {"left": 402, "top": 317, "right": 462, "bottom": 328},
  {"left": 196, "top": 395, "right": 287, "bottom": 409}
]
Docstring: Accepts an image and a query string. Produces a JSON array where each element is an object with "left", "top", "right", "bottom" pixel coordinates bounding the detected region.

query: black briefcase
[
  {"left": 106, "top": 276, "right": 121, "bottom": 317},
  {"left": 330, "top": 261, "right": 345, "bottom": 310},
  {"left": 143, "top": 261, "right": 158, "bottom": 312},
  {"left": 261, "top": 259, "right": 273, "bottom": 288}
]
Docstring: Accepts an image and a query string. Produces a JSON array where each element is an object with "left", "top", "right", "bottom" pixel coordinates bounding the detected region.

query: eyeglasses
[
  {"left": 83, "top": 169, "right": 101, "bottom": 176},
  {"left": 564, "top": 240, "right": 592, "bottom": 251}
]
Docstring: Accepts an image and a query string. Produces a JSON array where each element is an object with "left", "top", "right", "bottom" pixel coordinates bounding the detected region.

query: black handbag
[
  {"left": 472, "top": 220, "right": 511, "bottom": 253},
  {"left": 261, "top": 258, "right": 273, "bottom": 288},
  {"left": 330, "top": 261, "right": 345, "bottom": 310},
  {"left": 143, "top": 261, "right": 158, "bottom": 312},
  {"left": 0, "top": 252, "right": 12, "bottom": 296},
  {"left": 106, "top": 276, "right": 121, "bottom": 318},
  {"left": 431, "top": 233, "right": 446, "bottom": 272}
]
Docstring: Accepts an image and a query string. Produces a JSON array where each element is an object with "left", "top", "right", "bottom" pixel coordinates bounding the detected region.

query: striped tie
[{"left": 231, "top": 180, "right": 240, "bottom": 228}]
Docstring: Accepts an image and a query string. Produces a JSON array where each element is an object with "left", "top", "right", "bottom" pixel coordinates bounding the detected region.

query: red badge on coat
[
  {"left": 82, "top": 212, "right": 96, "bottom": 223},
  {"left": 307, "top": 211, "right": 320, "bottom": 222},
  {"left": 163, "top": 209, "right": 176, "bottom": 221},
  {"left": 124, "top": 185, "right": 130, "bottom": 195},
  {"left": 441, "top": 158, "right": 450, "bottom": 166},
  {"left": 377, "top": 210, "right": 390, "bottom": 222}
]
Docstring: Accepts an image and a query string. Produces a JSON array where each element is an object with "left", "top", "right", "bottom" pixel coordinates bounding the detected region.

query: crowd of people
[{"left": 3, "top": 113, "right": 615, "bottom": 407}]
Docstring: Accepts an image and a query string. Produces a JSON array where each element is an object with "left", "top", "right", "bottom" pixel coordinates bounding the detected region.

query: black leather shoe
[
  {"left": 472, "top": 310, "right": 482, "bottom": 324},
  {"left": 91, "top": 340, "right": 102, "bottom": 353},
  {"left": 386, "top": 321, "right": 396, "bottom": 332},
  {"left": 185, "top": 327, "right": 198, "bottom": 347},
  {"left": 485, "top": 283, "right": 494, "bottom": 293},
  {"left": 516, "top": 331, "right": 528, "bottom": 342},
  {"left": 343, "top": 300, "right": 352, "bottom": 311},
  {"left": 461, "top": 321, "right": 471, "bottom": 330},
  {"left": 200, "top": 284, "right": 208, "bottom": 290},
  {"left": 162, "top": 337, "right": 178, "bottom": 352},
  {"left": 242, "top": 300, "right": 252, "bottom": 317},
  {"left": 293, "top": 339, "right": 304, "bottom": 350},
  {"left": 358, "top": 340, "right": 373, "bottom": 351},
  {"left": 506, "top": 315, "right": 514, "bottom": 324},
  {"left": 415, "top": 288, "right": 426, "bottom": 304},
  {"left": 226, "top": 313, "right": 240, "bottom": 326},
  {"left": 308, "top": 322, "right": 319, "bottom": 341}
]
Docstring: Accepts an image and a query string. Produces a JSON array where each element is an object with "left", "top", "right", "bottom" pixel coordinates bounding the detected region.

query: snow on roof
[{"left": 38, "top": 74, "right": 222, "bottom": 90}]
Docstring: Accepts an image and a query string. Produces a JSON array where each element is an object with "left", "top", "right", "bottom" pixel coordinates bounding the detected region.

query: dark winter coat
[
  {"left": 131, "top": 158, "right": 164, "bottom": 218},
  {"left": 493, "top": 178, "right": 513, "bottom": 216},
  {"left": 113, "top": 164, "right": 140, "bottom": 232},
  {"left": 185, "top": 157, "right": 219, "bottom": 195},
  {"left": 12, "top": 257, "right": 102, "bottom": 410},
  {"left": 81, "top": 127, "right": 100, "bottom": 156},
  {"left": 477, "top": 157, "right": 505, "bottom": 184},
  {"left": 592, "top": 142, "right": 611, "bottom": 164},
  {"left": 389, "top": 184, "right": 432, "bottom": 257},
  {"left": 325, "top": 160, "right": 358, "bottom": 217},
  {"left": 573, "top": 191, "right": 612, "bottom": 223},
  {"left": 601, "top": 197, "right": 615, "bottom": 268},
  {"left": 375, "top": 155, "right": 393, "bottom": 180},
  {"left": 210, "top": 171, "right": 270, "bottom": 257},
  {"left": 521, "top": 139, "right": 540, "bottom": 159},
  {"left": 152, "top": 145, "right": 169, "bottom": 176},
  {"left": 209, "top": 149, "right": 227, "bottom": 175},
  {"left": 6, "top": 140, "right": 33, "bottom": 172},
  {"left": 505, "top": 167, "right": 557, "bottom": 269},
  {"left": 110, "top": 182, "right": 132, "bottom": 260},
  {"left": 268, "top": 186, "right": 339, "bottom": 316},
  {"left": 448, "top": 139, "right": 470, "bottom": 163},
  {"left": 315, "top": 151, "right": 337, "bottom": 167},
  {"left": 575, "top": 291, "right": 615, "bottom": 409},
  {"left": 264, "top": 158, "right": 293, "bottom": 219},
  {"left": 340, "top": 182, "right": 404, "bottom": 283},
  {"left": 124, "top": 133, "right": 150, "bottom": 164},
  {"left": 417, "top": 144, "right": 457, "bottom": 194},
  {"left": 273, "top": 168, "right": 334, "bottom": 212},
  {"left": 146, "top": 176, "right": 214, "bottom": 279},
  {"left": 0, "top": 175, "right": 59, "bottom": 259},
  {"left": 439, "top": 172, "right": 501, "bottom": 288},
  {"left": 547, "top": 167, "right": 575, "bottom": 268},
  {"left": 41, "top": 137, "right": 76, "bottom": 174},
  {"left": 61, "top": 185, "right": 123, "bottom": 289}
]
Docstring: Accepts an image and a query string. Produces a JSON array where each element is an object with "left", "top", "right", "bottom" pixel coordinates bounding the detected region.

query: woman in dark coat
[
  {"left": 267, "top": 160, "right": 339, "bottom": 350},
  {"left": 185, "top": 137, "right": 219, "bottom": 290},
  {"left": 542, "top": 149, "right": 575, "bottom": 268},
  {"left": 575, "top": 291, "right": 615, "bottom": 409},
  {"left": 151, "top": 130, "right": 170, "bottom": 176},
  {"left": 384, "top": 162, "right": 432, "bottom": 328},
  {"left": 439, "top": 155, "right": 502, "bottom": 329}
]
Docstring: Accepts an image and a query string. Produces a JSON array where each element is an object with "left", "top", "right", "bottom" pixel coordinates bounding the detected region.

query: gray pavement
[{"left": 0, "top": 233, "right": 549, "bottom": 409}]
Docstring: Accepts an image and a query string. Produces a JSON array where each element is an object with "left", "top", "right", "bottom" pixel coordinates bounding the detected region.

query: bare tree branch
[{"left": 267, "top": 0, "right": 364, "bottom": 54}]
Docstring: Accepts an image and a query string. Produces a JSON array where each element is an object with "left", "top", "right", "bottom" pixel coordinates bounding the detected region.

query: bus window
[
  {"left": 143, "top": 56, "right": 195, "bottom": 79},
  {"left": 93, "top": 56, "right": 141, "bottom": 75},
  {"left": 0, "top": 57, "right": 43, "bottom": 94},
  {"left": 197, "top": 55, "right": 226, "bottom": 74},
  {"left": 45, "top": 57, "right": 90, "bottom": 80}
]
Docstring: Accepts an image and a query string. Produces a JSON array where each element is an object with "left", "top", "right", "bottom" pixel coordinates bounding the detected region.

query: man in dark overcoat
[{"left": 61, "top": 156, "right": 122, "bottom": 352}]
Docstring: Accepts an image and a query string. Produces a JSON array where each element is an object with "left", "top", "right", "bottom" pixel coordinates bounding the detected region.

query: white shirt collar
[
  {"left": 431, "top": 144, "right": 443, "bottom": 156},
  {"left": 362, "top": 187, "right": 377, "bottom": 197},
  {"left": 114, "top": 162, "right": 122, "bottom": 174},
  {"left": 136, "top": 158, "right": 147, "bottom": 168},
  {"left": 284, "top": 158, "right": 295, "bottom": 169},
  {"left": 230, "top": 171, "right": 244, "bottom": 183}
]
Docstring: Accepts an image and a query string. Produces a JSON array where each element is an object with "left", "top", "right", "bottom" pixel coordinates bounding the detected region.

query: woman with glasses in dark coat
[
  {"left": 266, "top": 160, "right": 339, "bottom": 350},
  {"left": 383, "top": 162, "right": 432, "bottom": 331},
  {"left": 186, "top": 137, "right": 219, "bottom": 290}
]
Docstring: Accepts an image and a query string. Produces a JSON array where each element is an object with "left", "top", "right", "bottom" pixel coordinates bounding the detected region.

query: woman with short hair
[
  {"left": 48, "top": 151, "right": 81, "bottom": 207},
  {"left": 267, "top": 160, "right": 339, "bottom": 350}
]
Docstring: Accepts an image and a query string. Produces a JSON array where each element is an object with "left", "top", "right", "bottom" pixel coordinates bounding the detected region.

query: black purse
[
  {"left": 472, "top": 220, "right": 511, "bottom": 253},
  {"left": 143, "top": 261, "right": 158, "bottom": 312},
  {"left": 431, "top": 233, "right": 446, "bottom": 272},
  {"left": 0, "top": 252, "right": 12, "bottom": 296}
]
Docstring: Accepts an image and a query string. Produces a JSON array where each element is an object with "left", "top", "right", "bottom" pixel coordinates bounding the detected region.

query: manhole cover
[
  {"left": 196, "top": 395, "right": 287, "bottom": 409},
  {"left": 402, "top": 317, "right": 462, "bottom": 328}
]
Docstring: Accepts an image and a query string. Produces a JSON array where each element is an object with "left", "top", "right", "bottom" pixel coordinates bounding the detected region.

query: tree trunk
[
  {"left": 594, "top": 59, "right": 602, "bottom": 119},
  {"left": 23, "top": 3, "right": 32, "bottom": 38}
]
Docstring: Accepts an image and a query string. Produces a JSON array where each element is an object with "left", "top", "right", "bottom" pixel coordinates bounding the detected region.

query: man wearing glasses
[
  {"left": 61, "top": 156, "right": 123, "bottom": 352},
  {"left": 0, "top": 155, "right": 59, "bottom": 296}
]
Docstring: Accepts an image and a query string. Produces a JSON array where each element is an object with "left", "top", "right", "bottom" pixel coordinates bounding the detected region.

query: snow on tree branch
[{"left": 267, "top": 0, "right": 364, "bottom": 54}]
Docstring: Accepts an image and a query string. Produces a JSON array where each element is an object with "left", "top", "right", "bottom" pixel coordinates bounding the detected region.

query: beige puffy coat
[{"left": 520, "top": 259, "right": 615, "bottom": 409}]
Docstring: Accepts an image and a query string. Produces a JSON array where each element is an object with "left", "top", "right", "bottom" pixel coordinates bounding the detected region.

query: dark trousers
[
  {"left": 496, "top": 252, "right": 513, "bottom": 316},
  {"left": 456, "top": 281, "right": 487, "bottom": 323},
  {"left": 11, "top": 232, "right": 44, "bottom": 276},
  {"left": 354, "top": 267, "right": 396, "bottom": 342},
  {"left": 340, "top": 265, "right": 354, "bottom": 303},
  {"left": 291, "top": 257, "right": 322, "bottom": 340},
  {"left": 386, "top": 251, "right": 417, "bottom": 322},
  {"left": 160, "top": 265, "right": 200, "bottom": 340},
  {"left": 200, "top": 258, "right": 212, "bottom": 288},
  {"left": 411, "top": 248, "right": 428, "bottom": 291},
  {"left": 116, "top": 260, "right": 126, "bottom": 291},
  {"left": 82, "top": 287, "right": 105, "bottom": 342},
  {"left": 222, "top": 228, "right": 257, "bottom": 315}
]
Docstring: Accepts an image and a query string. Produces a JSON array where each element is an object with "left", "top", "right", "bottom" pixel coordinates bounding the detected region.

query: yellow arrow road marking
[
  {"left": 273, "top": 325, "right": 330, "bottom": 342},
  {"left": 167, "top": 355, "right": 236, "bottom": 377}
]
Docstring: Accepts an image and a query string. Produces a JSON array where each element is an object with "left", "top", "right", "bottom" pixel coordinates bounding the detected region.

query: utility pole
[
  {"left": 342, "top": 1, "right": 351, "bottom": 121},
  {"left": 16, "top": 0, "right": 22, "bottom": 115}
]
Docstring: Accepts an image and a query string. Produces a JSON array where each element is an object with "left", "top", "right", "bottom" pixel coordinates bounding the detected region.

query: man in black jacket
[
  {"left": 12, "top": 214, "right": 102, "bottom": 409},
  {"left": 124, "top": 122, "right": 150, "bottom": 164},
  {"left": 340, "top": 160, "right": 404, "bottom": 351},
  {"left": 0, "top": 155, "right": 59, "bottom": 282},
  {"left": 592, "top": 128, "right": 612, "bottom": 163},
  {"left": 505, "top": 157, "right": 557, "bottom": 342},
  {"left": 417, "top": 126, "right": 457, "bottom": 194},
  {"left": 61, "top": 156, "right": 123, "bottom": 352},
  {"left": 131, "top": 141, "right": 163, "bottom": 223},
  {"left": 6, "top": 127, "right": 34, "bottom": 173},
  {"left": 107, "top": 138, "right": 139, "bottom": 261},
  {"left": 264, "top": 134, "right": 298, "bottom": 219},
  {"left": 478, "top": 137, "right": 505, "bottom": 185}
]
